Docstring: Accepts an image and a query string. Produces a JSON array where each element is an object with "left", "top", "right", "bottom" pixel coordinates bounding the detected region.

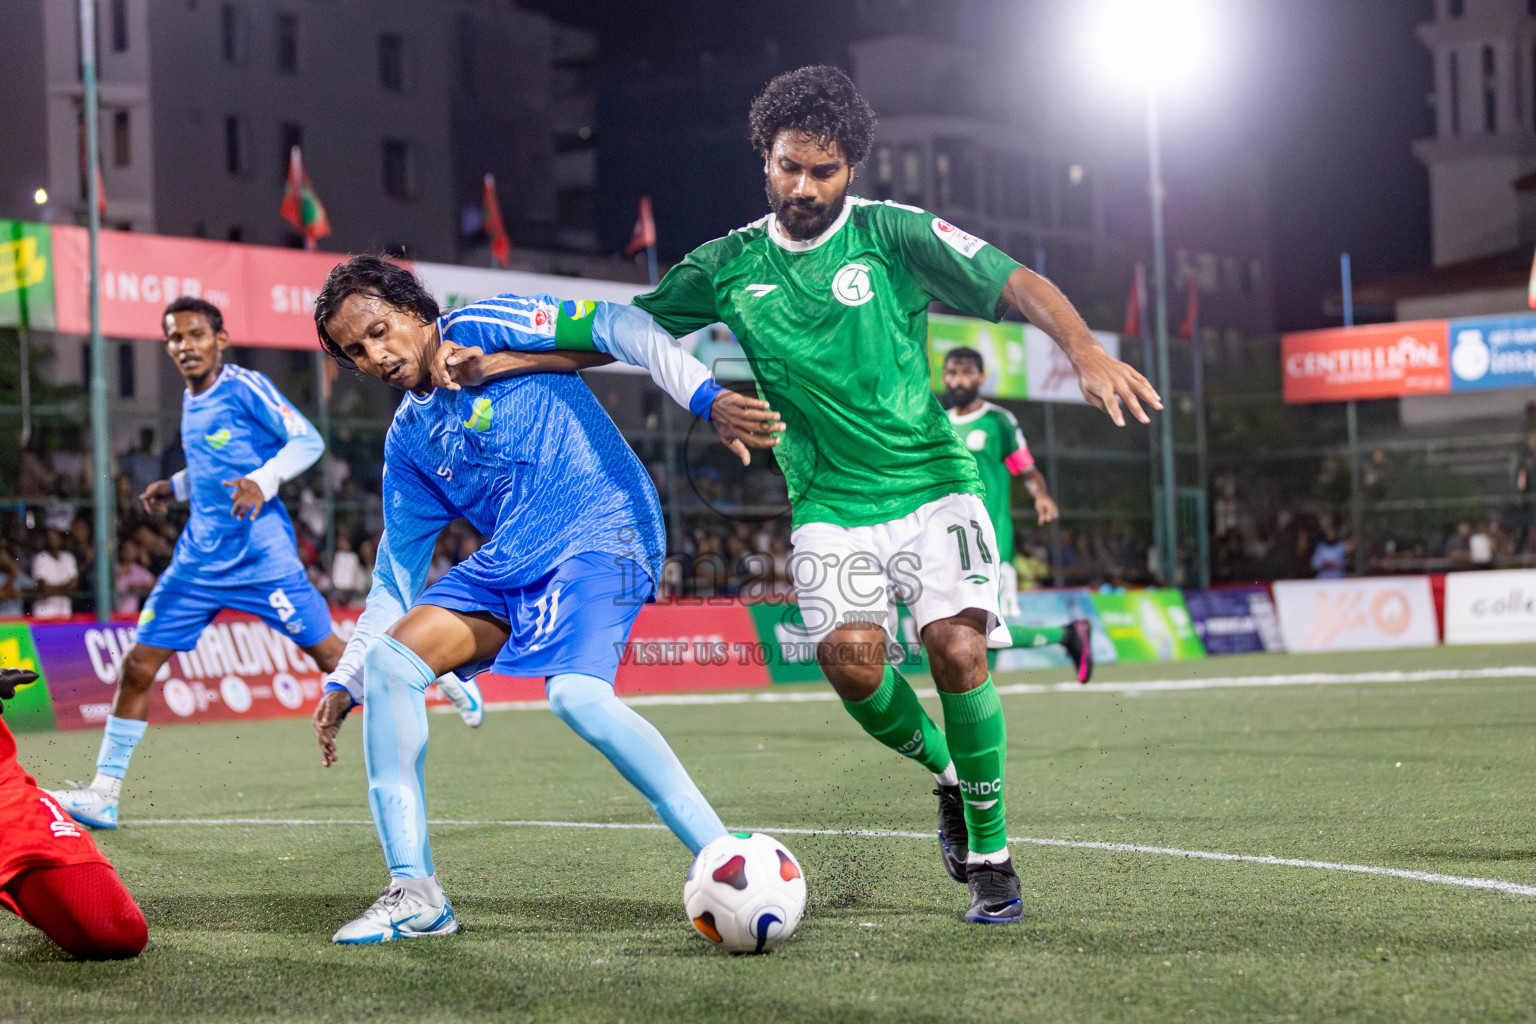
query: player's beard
[
  {"left": 943, "top": 385, "right": 979, "bottom": 410},
  {"left": 767, "top": 180, "right": 846, "bottom": 241}
]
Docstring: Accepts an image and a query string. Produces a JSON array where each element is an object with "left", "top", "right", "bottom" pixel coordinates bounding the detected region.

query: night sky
[{"left": 527, "top": 0, "right": 1434, "bottom": 332}]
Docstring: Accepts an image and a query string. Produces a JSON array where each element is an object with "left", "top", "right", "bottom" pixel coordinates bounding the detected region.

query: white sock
[
  {"left": 966, "top": 848, "right": 1011, "bottom": 867},
  {"left": 393, "top": 873, "right": 445, "bottom": 906},
  {"left": 89, "top": 773, "right": 122, "bottom": 800},
  {"left": 932, "top": 762, "right": 959, "bottom": 788}
]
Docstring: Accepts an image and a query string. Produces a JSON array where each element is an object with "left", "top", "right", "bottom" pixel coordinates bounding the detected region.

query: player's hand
[
  {"left": 223, "top": 478, "right": 265, "bottom": 520},
  {"left": 1034, "top": 494, "right": 1060, "bottom": 524},
  {"left": 1074, "top": 347, "right": 1162, "bottom": 427},
  {"left": 709, "top": 390, "right": 784, "bottom": 466},
  {"left": 432, "top": 341, "right": 487, "bottom": 390},
  {"left": 140, "top": 479, "right": 175, "bottom": 516},
  {"left": 0, "top": 668, "right": 39, "bottom": 709},
  {"left": 312, "top": 689, "right": 353, "bottom": 768}
]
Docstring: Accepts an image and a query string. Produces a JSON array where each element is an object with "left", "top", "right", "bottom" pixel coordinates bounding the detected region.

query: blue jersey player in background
[
  {"left": 49, "top": 297, "right": 349, "bottom": 830},
  {"left": 310, "top": 256, "right": 783, "bottom": 943}
]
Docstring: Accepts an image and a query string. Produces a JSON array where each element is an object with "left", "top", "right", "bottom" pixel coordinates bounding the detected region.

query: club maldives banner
[
  {"left": 1087, "top": 589, "right": 1206, "bottom": 662},
  {"left": 1271, "top": 576, "right": 1439, "bottom": 652},
  {"left": 927, "top": 313, "right": 1120, "bottom": 404},
  {"left": 0, "top": 219, "right": 56, "bottom": 330},
  {"left": 1282, "top": 320, "right": 1449, "bottom": 404},
  {"left": 1443, "top": 569, "right": 1536, "bottom": 645},
  {"left": 1182, "top": 587, "right": 1285, "bottom": 656}
]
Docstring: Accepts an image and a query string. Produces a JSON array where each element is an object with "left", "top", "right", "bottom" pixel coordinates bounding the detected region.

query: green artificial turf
[{"left": 5, "top": 645, "right": 1536, "bottom": 1022}]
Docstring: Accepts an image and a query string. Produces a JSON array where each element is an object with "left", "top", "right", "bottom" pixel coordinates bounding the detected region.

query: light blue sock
[
  {"left": 362, "top": 635, "right": 435, "bottom": 878},
  {"left": 96, "top": 715, "right": 148, "bottom": 781},
  {"left": 546, "top": 673, "right": 727, "bottom": 855}
]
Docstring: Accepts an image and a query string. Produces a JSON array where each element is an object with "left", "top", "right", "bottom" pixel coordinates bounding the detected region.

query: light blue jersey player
[
  {"left": 310, "top": 256, "right": 783, "bottom": 943},
  {"left": 48, "top": 297, "right": 484, "bottom": 831}
]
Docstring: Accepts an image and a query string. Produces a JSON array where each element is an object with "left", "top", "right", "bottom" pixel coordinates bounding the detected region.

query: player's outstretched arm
[
  {"left": 433, "top": 344, "right": 613, "bottom": 389},
  {"left": 140, "top": 478, "right": 177, "bottom": 516},
  {"left": 1001, "top": 267, "right": 1163, "bottom": 427}
]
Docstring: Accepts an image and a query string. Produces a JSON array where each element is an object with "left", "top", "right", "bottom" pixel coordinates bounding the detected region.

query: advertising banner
[
  {"left": 1443, "top": 570, "right": 1536, "bottom": 645},
  {"left": 926, "top": 314, "right": 1120, "bottom": 405},
  {"left": 0, "top": 220, "right": 56, "bottom": 329},
  {"left": 1183, "top": 587, "right": 1285, "bottom": 655},
  {"left": 51, "top": 224, "right": 248, "bottom": 340},
  {"left": 33, "top": 611, "right": 363, "bottom": 731},
  {"left": 994, "top": 589, "right": 1118, "bottom": 673},
  {"left": 1022, "top": 326, "right": 1121, "bottom": 405},
  {"left": 1088, "top": 589, "right": 1206, "bottom": 662},
  {"left": 1271, "top": 576, "right": 1439, "bottom": 652},
  {"left": 1447, "top": 315, "right": 1536, "bottom": 393},
  {"left": 929, "top": 314, "right": 1028, "bottom": 398},
  {"left": 0, "top": 623, "right": 54, "bottom": 732},
  {"left": 241, "top": 246, "right": 354, "bottom": 349},
  {"left": 1282, "top": 320, "right": 1450, "bottom": 404},
  {"left": 747, "top": 602, "right": 825, "bottom": 684}
]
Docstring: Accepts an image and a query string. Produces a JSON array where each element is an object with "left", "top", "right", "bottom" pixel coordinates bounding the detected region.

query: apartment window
[
  {"left": 1529, "top": 0, "right": 1536, "bottom": 16},
  {"left": 382, "top": 140, "right": 414, "bottom": 199},
  {"left": 1483, "top": 45, "right": 1498, "bottom": 133},
  {"left": 1448, "top": 0, "right": 1465, "bottom": 16},
  {"left": 1062, "top": 163, "right": 1093, "bottom": 229},
  {"left": 1449, "top": 50, "right": 1461, "bottom": 135},
  {"left": 228, "top": 225, "right": 243, "bottom": 242},
  {"left": 224, "top": 115, "right": 249, "bottom": 176},
  {"left": 110, "top": 0, "right": 128, "bottom": 52},
  {"left": 933, "top": 138, "right": 977, "bottom": 212},
  {"left": 379, "top": 33, "right": 406, "bottom": 92},
  {"left": 221, "top": 4, "right": 249, "bottom": 64},
  {"left": 279, "top": 121, "right": 302, "bottom": 180},
  {"left": 900, "top": 146, "right": 923, "bottom": 205},
  {"left": 118, "top": 343, "right": 135, "bottom": 399},
  {"left": 275, "top": 12, "right": 298, "bottom": 74},
  {"left": 113, "top": 110, "right": 130, "bottom": 166}
]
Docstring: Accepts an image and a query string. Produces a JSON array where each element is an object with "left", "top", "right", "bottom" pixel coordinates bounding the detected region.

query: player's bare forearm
[
  {"left": 710, "top": 390, "right": 784, "bottom": 466},
  {"left": 437, "top": 345, "right": 615, "bottom": 389},
  {"left": 1024, "top": 467, "right": 1059, "bottom": 524},
  {"left": 1001, "top": 266, "right": 1163, "bottom": 427}
]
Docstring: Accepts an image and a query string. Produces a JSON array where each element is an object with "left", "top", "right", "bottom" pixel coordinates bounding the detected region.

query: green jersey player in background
[
  {"left": 941, "top": 346, "right": 1094, "bottom": 684},
  {"left": 635, "top": 66, "right": 1160, "bottom": 923}
]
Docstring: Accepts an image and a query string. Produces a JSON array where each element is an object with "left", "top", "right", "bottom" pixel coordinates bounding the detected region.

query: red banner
[
  {"left": 50, "top": 225, "right": 351, "bottom": 349},
  {"left": 1282, "top": 320, "right": 1450, "bottom": 404}
]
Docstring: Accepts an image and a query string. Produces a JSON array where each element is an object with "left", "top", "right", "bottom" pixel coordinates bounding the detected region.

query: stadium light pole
[
  {"left": 1084, "top": 0, "right": 1218, "bottom": 584},
  {"left": 80, "top": 0, "right": 114, "bottom": 622}
]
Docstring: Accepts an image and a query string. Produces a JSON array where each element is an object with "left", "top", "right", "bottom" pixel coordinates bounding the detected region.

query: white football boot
[
  {"left": 332, "top": 880, "right": 459, "bottom": 944},
  {"left": 46, "top": 782, "right": 119, "bottom": 830},
  {"left": 436, "top": 671, "right": 484, "bottom": 728}
]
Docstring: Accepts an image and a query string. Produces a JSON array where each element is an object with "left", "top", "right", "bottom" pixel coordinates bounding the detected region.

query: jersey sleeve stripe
[{"left": 443, "top": 313, "right": 556, "bottom": 337}]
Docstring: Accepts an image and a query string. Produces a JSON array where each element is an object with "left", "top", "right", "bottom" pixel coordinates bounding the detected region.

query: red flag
[
  {"left": 625, "top": 195, "right": 656, "bottom": 257},
  {"left": 1123, "top": 263, "right": 1150, "bottom": 338},
  {"left": 1528, "top": 245, "right": 1536, "bottom": 310},
  {"left": 482, "top": 173, "right": 511, "bottom": 268},
  {"left": 280, "top": 146, "right": 331, "bottom": 250},
  {"left": 94, "top": 161, "right": 107, "bottom": 219},
  {"left": 1179, "top": 276, "right": 1200, "bottom": 341}
]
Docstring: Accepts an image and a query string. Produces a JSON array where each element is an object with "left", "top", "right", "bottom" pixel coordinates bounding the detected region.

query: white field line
[
  {"left": 129, "top": 816, "right": 1536, "bottom": 898},
  {"left": 461, "top": 665, "right": 1536, "bottom": 713}
]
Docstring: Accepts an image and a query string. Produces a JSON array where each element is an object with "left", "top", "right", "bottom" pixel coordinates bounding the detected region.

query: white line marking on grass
[
  {"left": 130, "top": 816, "right": 1536, "bottom": 898},
  {"left": 462, "top": 666, "right": 1536, "bottom": 713}
]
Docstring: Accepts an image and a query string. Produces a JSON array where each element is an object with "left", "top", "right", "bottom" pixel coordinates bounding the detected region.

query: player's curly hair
[
  {"left": 748, "top": 65, "right": 876, "bottom": 165},
  {"left": 944, "top": 346, "right": 984, "bottom": 373},
  {"left": 314, "top": 254, "right": 441, "bottom": 367}
]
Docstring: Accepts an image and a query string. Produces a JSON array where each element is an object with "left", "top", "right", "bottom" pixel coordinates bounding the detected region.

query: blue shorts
[
  {"left": 415, "top": 551, "right": 653, "bottom": 682},
  {"left": 135, "top": 569, "right": 334, "bottom": 652}
]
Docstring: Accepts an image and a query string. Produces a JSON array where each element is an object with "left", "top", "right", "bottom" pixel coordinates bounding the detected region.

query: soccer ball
[{"left": 684, "top": 832, "right": 806, "bottom": 953}]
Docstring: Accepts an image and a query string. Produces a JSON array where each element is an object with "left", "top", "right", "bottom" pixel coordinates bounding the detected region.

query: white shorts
[{"left": 788, "top": 493, "right": 1011, "bottom": 648}]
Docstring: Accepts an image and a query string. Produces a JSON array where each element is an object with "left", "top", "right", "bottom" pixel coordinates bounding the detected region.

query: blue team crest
[{"left": 561, "top": 299, "right": 595, "bottom": 321}]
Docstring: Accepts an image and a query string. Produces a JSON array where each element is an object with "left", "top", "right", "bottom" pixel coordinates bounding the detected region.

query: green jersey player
[
  {"left": 634, "top": 66, "right": 1159, "bottom": 923},
  {"left": 941, "top": 346, "right": 1093, "bottom": 683}
]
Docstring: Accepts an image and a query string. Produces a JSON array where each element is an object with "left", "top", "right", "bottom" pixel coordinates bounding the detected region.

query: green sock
[
  {"left": 938, "top": 677, "right": 1009, "bottom": 856},
  {"left": 1008, "top": 624, "right": 1064, "bottom": 648},
  {"left": 840, "top": 665, "right": 952, "bottom": 775}
]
